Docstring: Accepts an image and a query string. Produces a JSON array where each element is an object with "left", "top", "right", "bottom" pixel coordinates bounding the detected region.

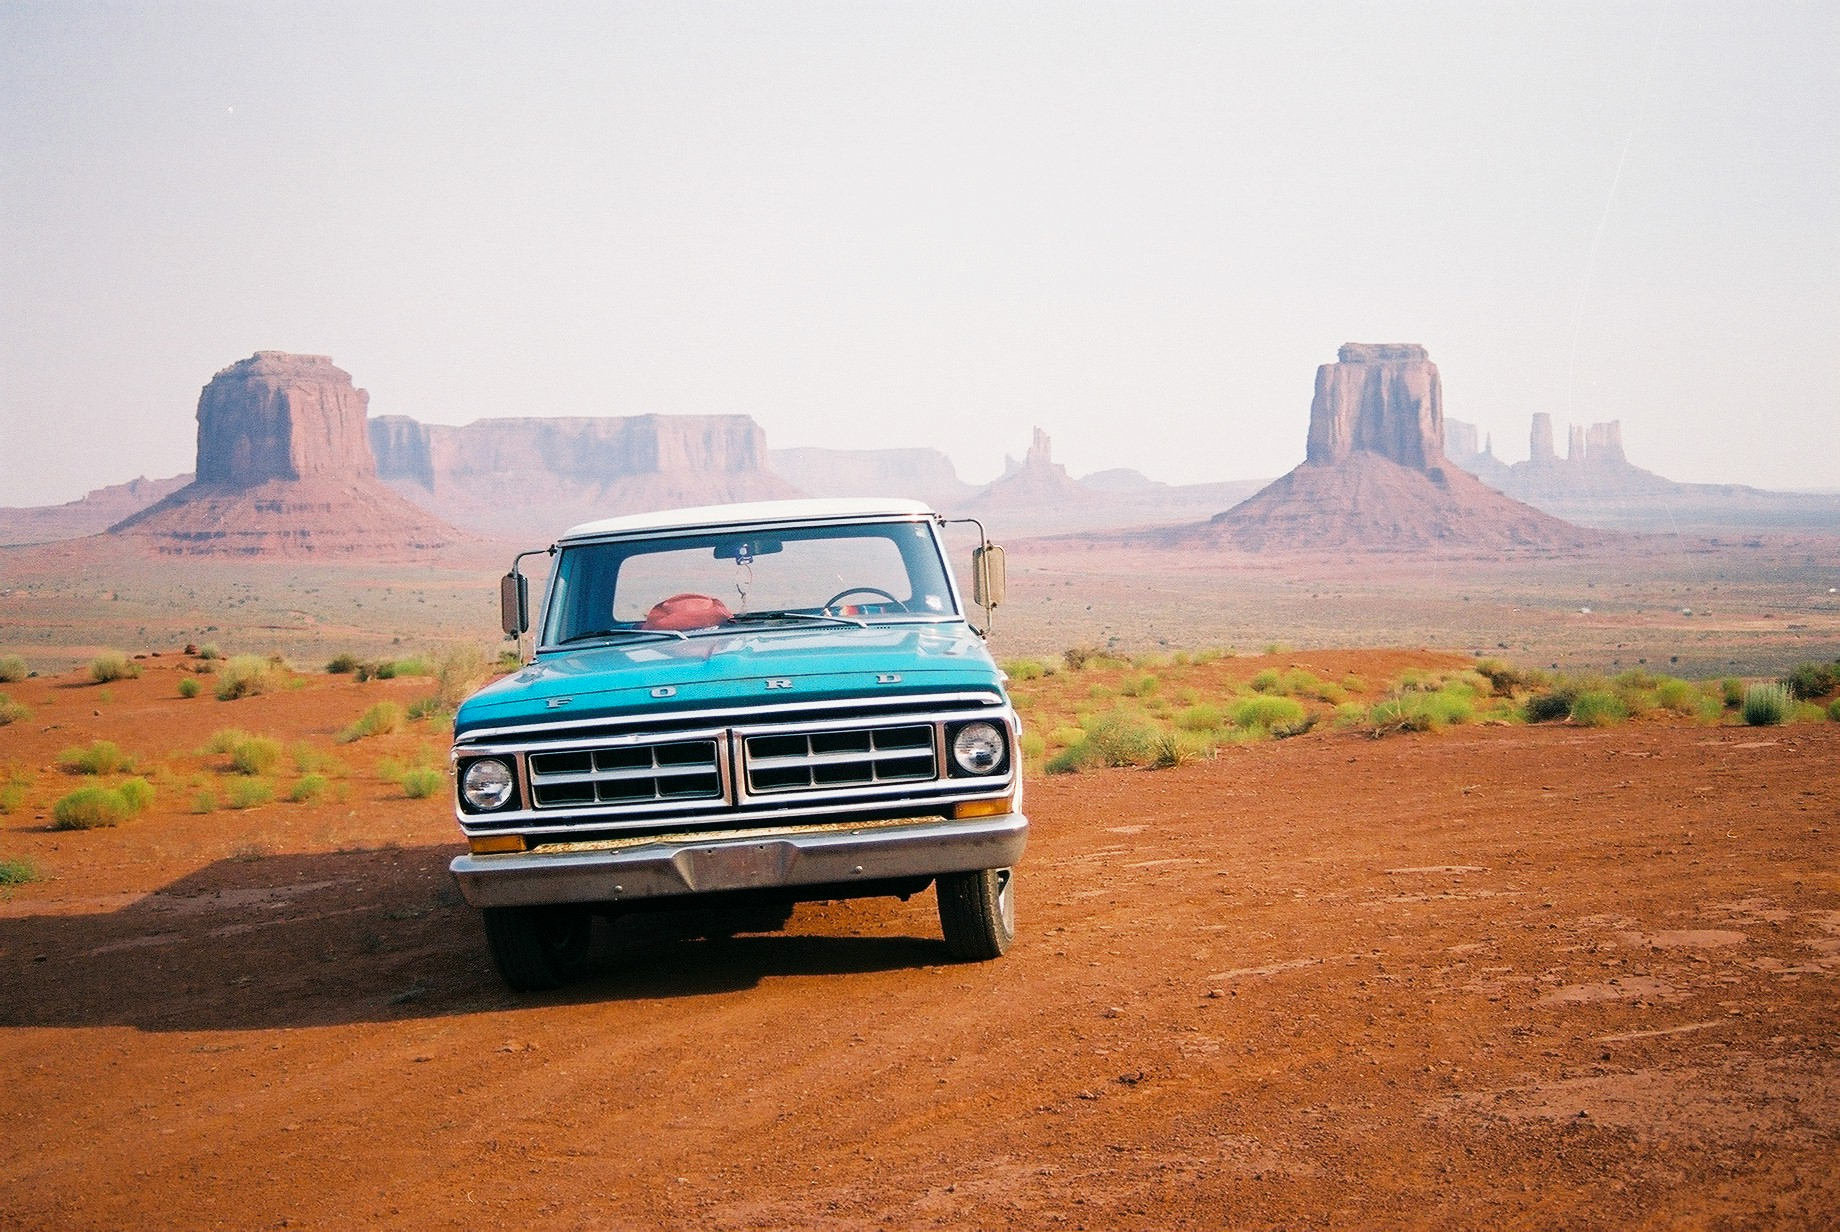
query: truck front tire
[
  {"left": 482, "top": 904, "right": 593, "bottom": 991},
  {"left": 936, "top": 867, "right": 1015, "bottom": 960}
]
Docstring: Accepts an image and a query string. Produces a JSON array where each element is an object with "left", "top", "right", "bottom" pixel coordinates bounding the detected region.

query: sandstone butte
[
  {"left": 110, "top": 352, "right": 460, "bottom": 558},
  {"left": 1200, "top": 343, "right": 1608, "bottom": 553}
]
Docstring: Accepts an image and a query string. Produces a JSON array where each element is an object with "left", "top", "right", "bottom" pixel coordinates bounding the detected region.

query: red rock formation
[
  {"left": 111, "top": 353, "right": 459, "bottom": 557},
  {"left": 0, "top": 474, "right": 190, "bottom": 546},
  {"left": 1201, "top": 345, "right": 1607, "bottom": 553},
  {"left": 370, "top": 414, "right": 803, "bottom": 539},
  {"left": 1530, "top": 413, "right": 1558, "bottom": 465},
  {"left": 1305, "top": 343, "right": 1444, "bottom": 471}
]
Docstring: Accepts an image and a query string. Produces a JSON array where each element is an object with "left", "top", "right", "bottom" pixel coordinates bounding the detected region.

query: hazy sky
[{"left": 3, "top": 1, "right": 1836, "bottom": 507}]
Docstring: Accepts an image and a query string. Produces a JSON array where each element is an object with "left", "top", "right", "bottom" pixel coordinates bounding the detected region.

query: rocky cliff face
[
  {"left": 370, "top": 414, "right": 803, "bottom": 538},
  {"left": 193, "top": 353, "right": 378, "bottom": 485},
  {"left": 111, "top": 353, "right": 459, "bottom": 557},
  {"left": 1304, "top": 343, "right": 1445, "bottom": 472}
]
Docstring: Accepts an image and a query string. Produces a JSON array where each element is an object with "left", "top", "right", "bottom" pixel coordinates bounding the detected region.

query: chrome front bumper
[{"left": 449, "top": 812, "right": 1028, "bottom": 909}]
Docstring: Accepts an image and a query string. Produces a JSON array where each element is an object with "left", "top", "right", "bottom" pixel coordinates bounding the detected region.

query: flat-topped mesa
[
  {"left": 1305, "top": 342, "right": 1445, "bottom": 472},
  {"left": 195, "top": 352, "right": 377, "bottom": 487}
]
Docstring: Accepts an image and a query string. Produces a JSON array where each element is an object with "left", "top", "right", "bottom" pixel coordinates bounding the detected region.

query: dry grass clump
[
  {"left": 88, "top": 650, "right": 140, "bottom": 683},
  {"left": 0, "top": 694, "right": 28, "bottom": 726},
  {"left": 215, "top": 654, "right": 287, "bottom": 701},
  {"left": 0, "top": 655, "right": 28, "bottom": 683},
  {"left": 339, "top": 701, "right": 405, "bottom": 743},
  {"left": 59, "top": 740, "right": 135, "bottom": 776},
  {"left": 51, "top": 778, "right": 153, "bottom": 829},
  {"left": 0, "top": 855, "right": 39, "bottom": 887}
]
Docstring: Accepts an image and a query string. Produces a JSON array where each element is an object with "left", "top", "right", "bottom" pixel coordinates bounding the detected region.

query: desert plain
[{"left": 1, "top": 533, "right": 1838, "bottom": 1230}]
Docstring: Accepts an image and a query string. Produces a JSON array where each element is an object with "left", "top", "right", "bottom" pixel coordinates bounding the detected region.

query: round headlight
[
  {"left": 461, "top": 758, "right": 515, "bottom": 811},
  {"left": 951, "top": 722, "right": 1005, "bottom": 775}
]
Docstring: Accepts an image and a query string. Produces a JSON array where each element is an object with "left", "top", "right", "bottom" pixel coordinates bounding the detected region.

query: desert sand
[{"left": 1, "top": 650, "right": 1835, "bottom": 1229}]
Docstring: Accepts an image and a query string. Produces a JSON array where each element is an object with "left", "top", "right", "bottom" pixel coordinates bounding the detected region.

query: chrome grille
[
  {"left": 743, "top": 724, "right": 937, "bottom": 795},
  {"left": 528, "top": 739, "right": 722, "bottom": 809}
]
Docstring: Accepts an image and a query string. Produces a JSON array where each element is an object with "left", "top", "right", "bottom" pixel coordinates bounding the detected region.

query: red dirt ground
[{"left": 1, "top": 653, "right": 1836, "bottom": 1230}]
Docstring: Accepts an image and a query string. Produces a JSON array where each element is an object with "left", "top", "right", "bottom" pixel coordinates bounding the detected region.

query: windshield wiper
[
  {"left": 559, "top": 626, "right": 687, "bottom": 645},
  {"left": 727, "top": 609, "right": 867, "bottom": 629}
]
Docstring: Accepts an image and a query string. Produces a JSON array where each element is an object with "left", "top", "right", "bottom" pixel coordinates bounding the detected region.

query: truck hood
[{"left": 455, "top": 621, "right": 1003, "bottom": 738}]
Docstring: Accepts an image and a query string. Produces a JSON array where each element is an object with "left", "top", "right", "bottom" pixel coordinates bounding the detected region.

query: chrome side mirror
[
  {"left": 499, "top": 571, "right": 529, "bottom": 638},
  {"left": 972, "top": 544, "right": 1006, "bottom": 610}
]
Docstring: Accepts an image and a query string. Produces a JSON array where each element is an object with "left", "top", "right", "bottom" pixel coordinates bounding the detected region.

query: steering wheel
[{"left": 823, "top": 585, "right": 904, "bottom": 612}]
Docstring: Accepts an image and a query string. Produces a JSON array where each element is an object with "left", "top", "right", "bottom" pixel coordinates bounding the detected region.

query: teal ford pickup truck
[{"left": 449, "top": 499, "right": 1026, "bottom": 990}]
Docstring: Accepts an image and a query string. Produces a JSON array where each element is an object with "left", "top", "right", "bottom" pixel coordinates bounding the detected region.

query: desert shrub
[
  {"left": 1081, "top": 713, "right": 1160, "bottom": 767},
  {"left": 1278, "top": 669, "right": 1327, "bottom": 699},
  {"left": 1782, "top": 661, "right": 1840, "bottom": 701},
  {"left": 407, "top": 698, "right": 454, "bottom": 725},
  {"left": 1152, "top": 731, "right": 1214, "bottom": 768},
  {"left": 1047, "top": 725, "right": 1086, "bottom": 749},
  {"left": 338, "top": 701, "right": 404, "bottom": 743},
  {"left": 0, "top": 773, "right": 30, "bottom": 814},
  {"left": 52, "top": 779, "right": 151, "bottom": 829},
  {"left": 176, "top": 676, "right": 200, "bottom": 699},
  {"left": 116, "top": 777, "right": 154, "bottom": 812},
  {"left": 1522, "top": 689, "right": 1576, "bottom": 723},
  {"left": 1613, "top": 667, "right": 1663, "bottom": 692},
  {"left": 1248, "top": 669, "right": 1282, "bottom": 694},
  {"left": 1044, "top": 745, "right": 1089, "bottom": 774},
  {"left": 1229, "top": 695, "right": 1307, "bottom": 733},
  {"left": 215, "top": 654, "right": 282, "bottom": 700},
  {"left": 1019, "top": 731, "right": 1046, "bottom": 761},
  {"left": 1741, "top": 683, "right": 1792, "bottom": 727},
  {"left": 224, "top": 778, "right": 275, "bottom": 809},
  {"left": 1002, "top": 658, "right": 1050, "bottom": 682},
  {"left": 227, "top": 735, "right": 282, "bottom": 776},
  {"left": 192, "top": 790, "right": 217, "bottom": 814},
  {"left": 1062, "top": 645, "right": 1101, "bottom": 671},
  {"left": 1175, "top": 703, "right": 1225, "bottom": 733},
  {"left": 0, "top": 655, "right": 27, "bottom": 683},
  {"left": 496, "top": 648, "right": 524, "bottom": 672},
  {"left": 1332, "top": 701, "right": 1367, "bottom": 728},
  {"left": 1119, "top": 673, "right": 1159, "bottom": 699},
  {"left": 1568, "top": 691, "right": 1629, "bottom": 727},
  {"left": 432, "top": 646, "right": 492, "bottom": 707},
  {"left": 0, "top": 694, "right": 27, "bottom": 726},
  {"left": 1720, "top": 678, "right": 1745, "bottom": 708},
  {"left": 325, "top": 652, "right": 361, "bottom": 675},
  {"left": 1369, "top": 690, "right": 1474, "bottom": 734},
  {"left": 289, "top": 774, "right": 329, "bottom": 803},
  {"left": 202, "top": 728, "right": 252, "bottom": 755},
  {"left": 400, "top": 768, "right": 445, "bottom": 799},
  {"left": 1654, "top": 678, "right": 1699, "bottom": 714},
  {"left": 389, "top": 655, "right": 437, "bottom": 678},
  {"left": 1340, "top": 674, "right": 1367, "bottom": 695},
  {"left": 89, "top": 650, "right": 139, "bottom": 683},
  {"left": 1474, "top": 658, "right": 1534, "bottom": 695},
  {"left": 197, "top": 643, "right": 223, "bottom": 660},
  {"left": 0, "top": 856, "right": 38, "bottom": 887},
  {"left": 59, "top": 740, "right": 134, "bottom": 776}
]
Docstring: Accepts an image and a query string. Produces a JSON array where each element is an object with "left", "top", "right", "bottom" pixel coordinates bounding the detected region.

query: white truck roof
[{"left": 560, "top": 498, "right": 938, "bottom": 541}]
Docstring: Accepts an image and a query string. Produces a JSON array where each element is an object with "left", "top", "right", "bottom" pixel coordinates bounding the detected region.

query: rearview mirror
[
  {"left": 499, "top": 571, "right": 529, "bottom": 637},
  {"left": 972, "top": 544, "right": 1006, "bottom": 610}
]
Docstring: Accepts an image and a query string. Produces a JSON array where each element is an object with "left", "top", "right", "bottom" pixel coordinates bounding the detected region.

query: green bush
[
  {"left": 1079, "top": 713, "right": 1160, "bottom": 767},
  {"left": 289, "top": 773, "right": 329, "bottom": 803},
  {"left": 0, "top": 694, "right": 27, "bottom": 726},
  {"left": 0, "top": 856, "right": 38, "bottom": 887},
  {"left": 1523, "top": 689, "right": 1576, "bottom": 723},
  {"left": 177, "top": 676, "right": 200, "bottom": 699},
  {"left": 1741, "top": 683, "right": 1792, "bottom": 726},
  {"left": 202, "top": 728, "right": 252, "bottom": 755},
  {"left": 0, "top": 655, "right": 28, "bottom": 683},
  {"left": 0, "top": 774, "right": 30, "bottom": 814},
  {"left": 1369, "top": 690, "right": 1474, "bottom": 733},
  {"left": 1152, "top": 731, "right": 1213, "bottom": 768},
  {"left": 192, "top": 790, "right": 217, "bottom": 814},
  {"left": 290, "top": 743, "right": 343, "bottom": 775},
  {"left": 1019, "top": 731, "right": 1046, "bottom": 761},
  {"left": 1175, "top": 703, "right": 1225, "bottom": 732},
  {"left": 1721, "top": 678, "right": 1745, "bottom": 708},
  {"left": 1046, "top": 725, "right": 1086, "bottom": 749},
  {"left": 1119, "top": 673, "right": 1159, "bottom": 699},
  {"left": 52, "top": 779, "right": 151, "bottom": 829},
  {"left": 338, "top": 701, "right": 404, "bottom": 743},
  {"left": 1229, "top": 695, "right": 1307, "bottom": 734},
  {"left": 59, "top": 740, "right": 134, "bottom": 776},
  {"left": 1653, "top": 678, "right": 1698, "bottom": 714},
  {"left": 1829, "top": 699, "right": 1840, "bottom": 723},
  {"left": 89, "top": 650, "right": 140, "bottom": 683},
  {"left": 224, "top": 778, "right": 275, "bottom": 809},
  {"left": 197, "top": 643, "right": 223, "bottom": 660},
  {"left": 1569, "top": 691, "right": 1629, "bottom": 727},
  {"left": 1474, "top": 659, "right": 1535, "bottom": 695},
  {"left": 325, "top": 652, "right": 361, "bottom": 675},
  {"left": 227, "top": 735, "right": 282, "bottom": 776},
  {"left": 215, "top": 654, "right": 280, "bottom": 701},
  {"left": 400, "top": 768, "right": 445, "bottom": 799},
  {"left": 1002, "top": 658, "right": 1050, "bottom": 682},
  {"left": 1782, "top": 661, "right": 1840, "bottom": 701},
  {"left": 406, "top": 697, "right": 453, "bottom": 725},
  {"left": 1044, "top": 745, "right": 1088, "bottom": 774},
  {"left": 1248, "top": 669, "right": 1282, "bottom": 694}
]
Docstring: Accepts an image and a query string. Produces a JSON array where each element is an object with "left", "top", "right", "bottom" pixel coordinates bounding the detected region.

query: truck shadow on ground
[{"left": 0, "top": 845, "right": 951, "bottom": 1033}]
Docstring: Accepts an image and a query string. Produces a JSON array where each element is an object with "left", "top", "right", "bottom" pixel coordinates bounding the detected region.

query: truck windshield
[{"left": 542, "top": 519, "right": 957, "bottom": 645}]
